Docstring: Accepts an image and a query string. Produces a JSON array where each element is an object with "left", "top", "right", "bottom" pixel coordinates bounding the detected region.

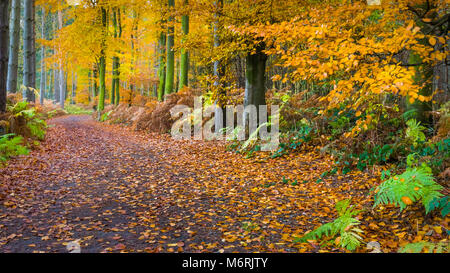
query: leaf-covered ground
[{"left": 0, "top": 115, "right": 447, "bottom": 253}]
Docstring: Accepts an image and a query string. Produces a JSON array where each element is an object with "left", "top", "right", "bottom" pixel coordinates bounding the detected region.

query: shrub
[
  {"left": 0, "top": 134, "right": 29, "bottom": 165},
  {"left": 398, "top": 241, "right": 449, "bottom": 253},
  {"left": 405, "top": 119, "right": 426, "bottom": 148},
  {"left": 294, "top": 199, "right": 364, "bottom": 251},
  {"left": 8, "top": 101, "right": 47, "bottom": 140},
  {"left": 373, "top": 164, "right": 443, "bottom": 213}
]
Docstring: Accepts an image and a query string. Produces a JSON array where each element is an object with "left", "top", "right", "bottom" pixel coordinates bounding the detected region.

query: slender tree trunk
[
  {"left": 0, "top": 0, "right": 10, "bottom": 113},
  {"left": 54, "top": 68, "right": 59, "bottom": 102},
  {"left": 114, "top": 8, "right": 122, "bottom": 105},
  {"left": 58, "top": 8, "right": 64, "bottom": 108},
  {"left": 71, "top": 70, "right": 76, "bottom": 104},
  {"left": 110, "top": 11, "right": 115, "bottom": 105},
  {"left": 39, "top": 6, "right": 46, "bottom": 105},
  {"left": 214, "top": 0, "right": 225, "bottom": 134},
  {"left": 23, "top": 0, "right": 36, "bottom": 102},
  {"left": 48, "top": 68, "right": 53, "bottom": 100},
  {"left": 164, "top": 0, "right": 175, "bottom": 96},
  {"left": 93, "top": 67, "right": 98, "bottom": 98},
  {"left": 111, "top": 60, "right": 116, "bottom": 105},
  {"left": 97, "top": 7, "right": 107, "bottom": 112},
  {"left": 111, "top": 8, "right": 120, "bottom": 105},
  {"left": 157, "top": 30, "right": 166, "bottom": 101},
  {"left": 31, "top": 1, "right": 36, "bottom": 92},
  {"left": 6, "top": 0, "right": 20, "bottom": 94},
  {"left": 88, "top": 69, "right": 92, "bottom": 102},
  {"left": 179, "top": 0, "right": 189, "bottom": 90}
]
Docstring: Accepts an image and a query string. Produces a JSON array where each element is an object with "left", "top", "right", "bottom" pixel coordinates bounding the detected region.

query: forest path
[{"left": 0, "top": 115, "right": 377, "bottom": 253}]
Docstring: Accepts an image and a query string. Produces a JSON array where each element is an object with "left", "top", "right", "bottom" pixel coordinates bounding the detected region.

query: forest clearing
[{"left": 0, "top": 0, "right": 449, "bottom": 255}]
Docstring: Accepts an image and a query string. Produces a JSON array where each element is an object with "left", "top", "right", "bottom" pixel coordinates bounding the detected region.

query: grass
[{"left": 64, "top": 104, "right": 93, "bottom": 115}]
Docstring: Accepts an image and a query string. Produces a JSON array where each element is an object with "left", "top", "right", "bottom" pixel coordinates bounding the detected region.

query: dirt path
[{"left": 0, "top": 115, "right": 388, "bottom": 253}]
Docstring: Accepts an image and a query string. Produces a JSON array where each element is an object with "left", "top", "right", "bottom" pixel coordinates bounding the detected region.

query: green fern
[
  {"left": 398, "top": 241, "right": 449, "bottom": 253},
  {"left": 0, "top": 133, "right": 29, "bottom": 164},
  {"left": 8, "top": 102, "right": 47, "bottom": 140},
  {"left": 405, "top": 119, "right": 426, "bottom": 148},
  {"left": 373, "top": 165, "right": 443, "bottom": 213},
  {"left": 294, "top": 199, "right": 363, "bottom": 251}
]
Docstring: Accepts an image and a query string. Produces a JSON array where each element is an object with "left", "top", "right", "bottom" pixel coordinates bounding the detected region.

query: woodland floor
[{"left": 0, "top": 115, "right": 446, "bottom": 253}]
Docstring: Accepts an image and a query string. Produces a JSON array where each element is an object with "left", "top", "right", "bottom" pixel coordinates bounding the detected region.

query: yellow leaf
[
  {"left": 429, "top": 37, "right": 436, "bottom": 46},
  {"left": 432, "top": 226, "right": 442, "bottom": 234}
]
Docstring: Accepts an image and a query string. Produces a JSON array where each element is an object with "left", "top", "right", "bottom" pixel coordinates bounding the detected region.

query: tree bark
[
  {"left": 179, "top": 0, "right": 189, "bottom": 90},
  {"left": 6, "top": 0, "right": 20, "bottom": 94},
  {"left": 111, "top": 8, "right": 121, "bottom": 105},
  {"left": 97, "top": 7, "right": 107, "bottom": 112},
  {"left": 213, "top": 0, "right": 225, "bottom": 134},
  {"left": 54, "top": 68, "right": 59, "bottom": 102},
  {"left": 407, "top": 52, "right": 433, "bottom": 124},
  {"left": 31, "top": 1, "right": 36, "bottom": 92},
  {"left": 114, "top": 8, "right": 122, "bottom": 105},
  {"left": 0, "top": 0, "right": 10, "bottom": 113},
  {"left": 244, "top": 43, "right": 267, "bottom": 125},
  {"left": 39, "top": 6, "right": 46, "bottom": 105},
  {"left": 93, "top": 67, "right": 98, "bottom": 98},
  {"left": 157, "top": 30, "right": 166, "bottom": 101},
  {"left": 58, "top": 8, "right": 65, "bottom": 108},
  {"left": 164, "top": 0, "right": 175, "bottom": 96},
  {"left": 23, "top": 0, "right": 36, "bottom": 102},
  {"left": 71, "top": 70, "right": 76, "bottom": 104}
]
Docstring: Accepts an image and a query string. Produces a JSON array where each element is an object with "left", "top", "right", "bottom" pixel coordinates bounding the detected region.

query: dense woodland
[{"left": 0, "top": 0, "right": 449, "bottom": 253}]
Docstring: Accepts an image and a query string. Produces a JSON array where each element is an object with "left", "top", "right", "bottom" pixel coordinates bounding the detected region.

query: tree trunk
[
  {"left": 114, "top": 8, "right": 122, "bottom": 105},
  {"left": 54, "top": 68, "right": 59, "bottom": 103},
  {"left": 39, "top": 6, "right": 45, "bottom": 105},
  {"left": 128, "top": 10, "right": 139, "bottom": 105},
  {"left": 93, "top": 67, "right": 98, "bottom": 97},
  {"left": 111, "top": 59, "right": 116, "bottom": 105},
  {"left": 407, "top": 52, "right": 433, "bottom": 124},
  {"left": 179, "top": 0, "right": 189, "bottom": 90},
  {"left": 213, "top": 0, "right": 225, "bottom": 134},
  {"left": 111, "top": 8, "right": 121, "bottom": 106},
  {"left": 23, "top": 0, "right": 36, "bottom": 102},
  {"left": 97, "top": 7, "right": 107, "bottom": 112},
  {"left": 0, "top": 0, "right": 10, "bottom": 113},
  {"left": 58, "top": 8, "right": 64, "bottom": 108},
  {"left": 157, "top": 30, "right": 166, "bottom": 101},
  {"left": 244, "top": 43, "right": 267, "bottom": 125},
  {"left": 164, "top": 0, "right": 175, "bottom": 96},
  {"left": 31, "top": 1, "right": 36, "bottom": 92},
  {"left": 71, "top": 70, "right": 76, "bottom": 104},
  {"left": 48, "top": 68, "right": 53, "bottom": 100},
  {"left": 7, "top": 0, "right": 20, "bottom": 94}
]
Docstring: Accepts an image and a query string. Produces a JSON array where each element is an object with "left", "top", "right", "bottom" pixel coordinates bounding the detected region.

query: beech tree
[
  {"left": 6, "top": 0, "right": 20, "bottom": 94},
  {"left": 178, "top": 0, "right": 189, "bottom": 90},
  {"left": 164, "top": 0, "right": 175, "bottom": 96},
  {"left": 40, "top": 7, "right": 46, "bottom": 105},
  {"left": 0, "top": 0, "right": 10, "bottom": 113},
  {"left": 23, "top": 0, "right": 36, "bottom": 102}
]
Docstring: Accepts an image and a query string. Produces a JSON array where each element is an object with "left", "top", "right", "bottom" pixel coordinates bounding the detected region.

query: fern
[
  {"left": 294, "top": 199, "right": 363, "bottom": 251},
  {"left": 405, "top": 119, "right": 426, "bottom": 148},
  {"left": 398, "top": 241, "right": 449, "bottom": 253},
  {"left": 373, "top": 165, "right": 443, "bottom": 213},
  {"left": 0, "top": 134, "right": 29, "bottom": 164},
  {"left": 8, "top": 101, "right": 47, "bottom": 140}
]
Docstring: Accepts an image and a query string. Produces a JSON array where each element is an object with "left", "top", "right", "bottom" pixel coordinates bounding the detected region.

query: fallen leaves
[{"left": 0, "top": 115, "right": 447, "bottom": 253}]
